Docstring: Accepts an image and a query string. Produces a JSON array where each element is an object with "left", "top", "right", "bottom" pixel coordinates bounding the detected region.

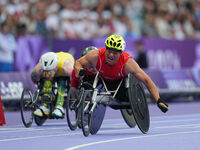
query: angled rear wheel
[
  {"left": 20, "top": 88, "right": 34, "bottom": 128},
  {"left": 81, "top": 90, "right": 92, "bottom": 137},
  {"left": 128, "top": 74, "right": 150, "bottom": 134},
  {"left": 66, "top": 88, "right": 80, "bottom": 130}
]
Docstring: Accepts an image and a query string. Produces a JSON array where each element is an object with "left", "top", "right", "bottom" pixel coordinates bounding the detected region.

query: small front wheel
[
  {"left": 34, "top": 116, "right": 47, "bottom": 126},
  {"left": 20, "top": 88, "right": 34, "bottom": 128}
]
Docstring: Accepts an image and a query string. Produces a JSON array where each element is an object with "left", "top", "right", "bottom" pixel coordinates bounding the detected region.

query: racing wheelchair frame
[
  {"left": 66, "top": 71, "right": 150, "bottom": 136},
  {"left": 20, "top": 77, "right": 70, "bottom": 128}
]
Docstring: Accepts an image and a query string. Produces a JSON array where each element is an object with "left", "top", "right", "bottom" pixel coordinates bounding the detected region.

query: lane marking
[
  {"left": 0, "top": 133, "right": 80, "bottom": 142},
  {"left": 0, "top": 127, "right": 69, "bottom": 133},
  {"left": 0, "top": 128, "right": 135, "bottom": 142},
  {"left": 65, "top": 130, "right": 200, "bottom": 150},
  {"left": 155, "top": 123, "right": 200, "bottom": 129},
  {"left": 2, "top": 118, "right": 200, "bottom": 134},
  {"left": 151, "top": 118, "right": 200, "bottom": 124},
  {"left": 6, "top": 113, "right": 200, "bottom": 127}
]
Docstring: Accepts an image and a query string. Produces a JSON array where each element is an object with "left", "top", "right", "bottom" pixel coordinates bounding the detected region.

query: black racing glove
[
  {"left": 79, "top": 68, "right": 87, "bottom": 77},
  {"left": 157, "top": 98, "right": 169, "bottom": 113}
]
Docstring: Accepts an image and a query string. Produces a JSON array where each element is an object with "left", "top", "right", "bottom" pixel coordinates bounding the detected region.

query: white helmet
[{"left": 39, "top": 52, "right": 58, "bottom": 71}]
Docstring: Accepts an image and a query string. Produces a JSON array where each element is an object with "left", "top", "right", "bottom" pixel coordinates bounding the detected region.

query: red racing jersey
[
  {"left": 71, "top": 48, "right": 132, "bottom": 88},
  {"left": 96, "top": 48, "right": 132, "bottom": 81}
]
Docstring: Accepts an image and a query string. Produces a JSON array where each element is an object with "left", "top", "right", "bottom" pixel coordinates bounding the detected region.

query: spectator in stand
[
  {"left": 0, "top": 21, "right": 16, "bottom": 72},
  {"left": 135, "top": 40, "right": 148, "bottom": 69},
  {"left": 1, "top": 0, "right": 200, "bottom": 40}
]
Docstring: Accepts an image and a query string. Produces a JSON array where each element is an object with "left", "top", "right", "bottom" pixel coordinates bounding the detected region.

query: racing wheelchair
[
  {"left": 20, "top": 77, "right": 70, "bottom": 128},
  {"left": 66, "top": 70, "right": 150, "bottom": 136}
]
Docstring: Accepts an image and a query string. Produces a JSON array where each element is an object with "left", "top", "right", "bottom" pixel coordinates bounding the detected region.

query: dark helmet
[{"left": 81, "top": 46, "right": 98, "bottom": 56}]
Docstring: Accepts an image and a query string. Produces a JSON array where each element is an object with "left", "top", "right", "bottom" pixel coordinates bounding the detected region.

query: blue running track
[{"left": 1, "top": 102, "right": 200, "bottom": 150}]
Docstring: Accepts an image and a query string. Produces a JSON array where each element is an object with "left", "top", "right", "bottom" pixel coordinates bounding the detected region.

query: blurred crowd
[{"left": 0, "top": 0, "right": 200, "bottom": 40}]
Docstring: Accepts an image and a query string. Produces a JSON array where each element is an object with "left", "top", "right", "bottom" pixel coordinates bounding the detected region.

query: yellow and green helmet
[{"left": 105, "top": 34, "right": 126, "bottom": 51}]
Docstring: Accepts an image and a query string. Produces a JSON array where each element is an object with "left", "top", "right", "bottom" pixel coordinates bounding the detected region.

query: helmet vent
[
  {"left": 117, "top": 43, "right": 121, "bottom": 47},
  {"left": 110, "top": 41, "right": 113, "bottom": 46},
  {"left": 113, "top": 42, "right": 116, "bottom": 47}
]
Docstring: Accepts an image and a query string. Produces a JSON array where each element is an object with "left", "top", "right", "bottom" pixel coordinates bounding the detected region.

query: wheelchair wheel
[
  {"left": 81, "top": 90, "right": 92, "bottom": 137},
  {"left": 66, "top": 88, "right": 80, "bottom": 130},
  {"left": 20, "top": 88, "right": 34, "bottom": 128},
  {"left": 128, "top": 74, "right": 150, "bottom": 134},
  {"left": 34, "top": 116, "right": 47, "bottom": 126},
  {"left": 120, "top": 109, "right": 136, "bottom": 128},
  {"left": 90, "top": 104, "right": 106, "bottom": 135}
]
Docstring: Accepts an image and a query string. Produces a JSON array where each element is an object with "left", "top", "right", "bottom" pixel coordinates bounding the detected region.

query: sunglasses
[
  {"left": 106, "top": 48, "right": 122, "bottom": 55},
  {"left": 43, "top": 70, "right": 54, "bottom": 75}
]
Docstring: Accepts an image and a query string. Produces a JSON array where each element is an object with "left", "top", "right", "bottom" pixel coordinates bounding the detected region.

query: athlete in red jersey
[
  {"left": 74, "top": 34, "right": 169, "bottom": 113},
  {"left": 96, "top": 47, "right": 132, "bottom": 81}
]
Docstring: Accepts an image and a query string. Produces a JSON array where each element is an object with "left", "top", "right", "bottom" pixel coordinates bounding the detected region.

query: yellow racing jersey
[{"left": 56, "top": 52, "right": 75, "bottom": 76}]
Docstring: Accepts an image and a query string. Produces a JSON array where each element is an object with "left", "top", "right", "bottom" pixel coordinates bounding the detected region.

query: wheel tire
[
  {"left": 81, "top": 90, "right": 92, "bottom": 137},
  {"left": 120, "top": 109, "right": 136, "bottom": 128},
  {"left": 128, "top": 74, "right": 150, "bottom": 134},
  {"left": 34, "top": 116, "right": 47, "bottom": 126},
  {"left": 20, "top": 88, "right": 34, "bottom": 128},
  {"left": 66, "top": 88, "right": 80, "bottom": 130}
]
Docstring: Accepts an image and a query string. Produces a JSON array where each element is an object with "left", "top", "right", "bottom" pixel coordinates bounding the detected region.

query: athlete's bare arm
[
  {"left": 31, "top": 64, "right": 43, "bottom": 83},
  {"left": 63, "top": 59, "right": 74, "bottom": 77},
  {"left": 125, "top": 59, "right": 160, "bottom": 102},
  {"left": 74, "top": 50, "right": 98, "bottom": 77}
]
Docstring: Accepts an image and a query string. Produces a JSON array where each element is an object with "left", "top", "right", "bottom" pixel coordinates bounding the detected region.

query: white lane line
[
  {"left": 0, "top": 127, "right": 69, "bottom": 133},
  {"left": 0, "top": 128, "right": 134, "bottom": 142},
  {"left": 5, "top": 121, "right": 68, "bottom": 127},
  {"left": 1, "top": 119, "right": 200, "bottom": 143},
  {"left": 65, "top": 130, "right": 200, "bottom": 150},
  {"left": 2, "top": 117, "right": 200, "bottom": 134},
  {"left": 0, "top": 133, "right": 80, "bottom": 142},
  {"left": 150, "top": 113, "right": 200, "bottom": 119},
  {"left": 6, "top": 113, "right": 200, "bottom": 127},
  {"left": 151, "top": 118, "right": 200, "bottom": 124},
  {"left": 155, "top": 123, "right": 200, "bottom": 129},
  {"left": 100, "top": 118, "right": 200, "bottom": 129},
  {"left": 7, "top": 113, "right": 200, "bottom": 127}
]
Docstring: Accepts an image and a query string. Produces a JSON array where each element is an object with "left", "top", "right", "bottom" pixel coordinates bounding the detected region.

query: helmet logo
[
  {"left": 49, "top": 60, "right": 54, "bottom": 65},
  {"left": 44, "top": 61, "right": 48, "bottom": 66}
]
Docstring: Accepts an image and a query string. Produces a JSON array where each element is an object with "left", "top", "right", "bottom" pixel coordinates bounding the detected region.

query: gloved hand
[
  {"left": 157, "top": 98, "right": 169, "bottom": 113},
  {"left": 79, "top": 68, "right": 86, "bottom": 77}
]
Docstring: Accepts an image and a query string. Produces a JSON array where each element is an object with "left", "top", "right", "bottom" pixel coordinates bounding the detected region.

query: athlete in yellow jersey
[{"left": 31, "top": 52, "right": 75, "bottom": 118}]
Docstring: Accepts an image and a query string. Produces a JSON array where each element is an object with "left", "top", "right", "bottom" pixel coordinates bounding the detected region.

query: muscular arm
[
  {"left": 125, "top": 59, "right": 160, "bottom": 102},
  {"left": 63, "top": 59, "right": 74, "bottom": 77},
  {"left": 31, "top": 64, "right": 43, "bottom": 84},
  {"left": 74, "top": 50, "right": 98, "bottom": 77}
]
